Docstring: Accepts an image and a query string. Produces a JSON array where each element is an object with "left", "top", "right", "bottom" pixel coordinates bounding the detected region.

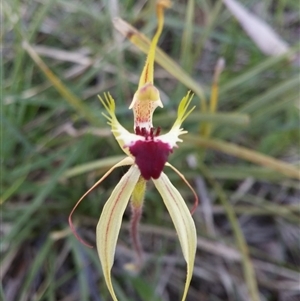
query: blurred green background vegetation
[{"left": 2, "top": 0, "right": 300, "bottom": 300}]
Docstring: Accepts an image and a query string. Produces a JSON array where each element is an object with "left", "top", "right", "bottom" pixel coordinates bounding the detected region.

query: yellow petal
[
  {"left": 98, "top": 93, "right": 142, "bottom": 156},
  {"left": 158, "top": 91, "right": 195, "bottom": 148},
  {"left": 152, "top": 172, "right": 197, "bottom": 301},
  {"left": 172, "top": 90, "right": 195, "bottom": 130},
  {"left": 96, "top": 165, "right": 141, "bottom": 301}
]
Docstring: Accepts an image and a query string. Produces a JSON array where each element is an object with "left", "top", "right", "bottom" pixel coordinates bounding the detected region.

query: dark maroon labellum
[{"left": 129, "top": 127, "right": 172, "bottom": 180}]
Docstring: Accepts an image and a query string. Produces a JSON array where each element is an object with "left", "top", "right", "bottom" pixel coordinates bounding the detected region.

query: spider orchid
[{"left": 69, "top": 1, "right": 198, "bottom": 300}]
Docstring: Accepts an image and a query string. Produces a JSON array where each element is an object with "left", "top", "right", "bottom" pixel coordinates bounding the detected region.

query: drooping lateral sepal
[
  {"left": 96, "top": 165, "right": 141, "bottom": 301},
  {"left": 153, "top": 172, "right": 197, "bottom": 301},
  {"left": 69, "top": 156, "right": 134, "bottom": 247}
]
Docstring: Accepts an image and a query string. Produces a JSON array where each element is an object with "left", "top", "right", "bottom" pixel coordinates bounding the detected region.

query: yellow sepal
[
  {"left": 69, "top": 157, "right": 134, "bottom": 247},
  {"left": 157, "top": 91, "right": 195, "bottom": 148},
  {"left": 152, "top": 172, "right": 197, "bottom": 301},
  {"left": 96, "top": 165, "right": 141, "bottom": 301},
  {"left": 138, "top": 0, "right": 172, "bottom": 88}
]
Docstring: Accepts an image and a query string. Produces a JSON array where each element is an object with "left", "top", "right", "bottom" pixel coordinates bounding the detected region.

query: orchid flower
[{"left": 69, "top": 1, "right": 198, "bottom": 300}]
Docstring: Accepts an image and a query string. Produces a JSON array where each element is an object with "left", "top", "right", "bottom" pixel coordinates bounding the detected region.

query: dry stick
[
  {"left": 22, "top": 41, "right": 100, "bottom": 126},
  {"left": 185, "top": 135, "right": 300, "bottom": 180}
]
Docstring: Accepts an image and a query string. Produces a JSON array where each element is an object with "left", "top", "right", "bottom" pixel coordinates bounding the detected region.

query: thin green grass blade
[
  {"left": 200, "top": 163, "right": 260, "bottom": 301},
  {"left": 2, "top": 114, "right": 33, "bottom": 153},
  {"left": 69, "top": 237, "right": 89, "bottom": 301},
  {"left": 207, "top": 165, "right": 285, "bottom": 181},
  {"left": 253, "top": 92, "right": 298, "bottom": 121},
  {"left": 180, "top": 0, "right": 195, "bottom": 75},
  {"left": 154, "top": 111, "right": 250, "bottom": 126},
  {"left": 19, "top": 238, "right": 53, "bottom": 300},
  {"left": 238, "top": 76, "right": 300, "bottom": 113},
  {"left": 6, "top": 0, "right": 55, "bottom": 94},
  {"left": 220, "top": 46, "right": 299, "bottom": 95},
  {"left": 3, "top": 146, "right": 81, "bottom": 246},
  {"left": 0, "top": 173, "right": 27, "bottom": 204},
  {"left": 61, "top": 155, "right": 125, "bottom": 179},
  {"left": 193, "top": 0, "right": 223, "bottom": 61},
  {"left": 0, "top": 282, "right": 6, "bottom": 301},
  {"left": 22, "top": 41, "right": 101, "bottom": 126}
]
